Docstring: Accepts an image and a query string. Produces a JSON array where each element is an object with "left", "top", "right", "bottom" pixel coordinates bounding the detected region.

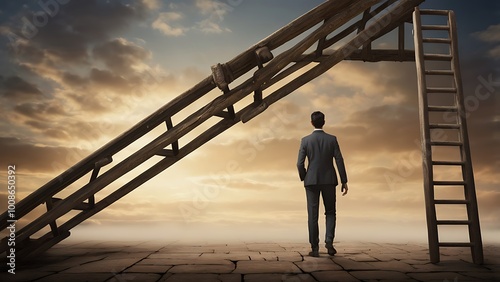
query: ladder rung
[
  {"left": 434, "top": 199, "right": 469, "bottom": 204},
  {"left": 437, "top": 220, "right": 471, "bottom": 225},
  {"left": 419, "top": 9, "right": 449, "bottom": 16},
  {"left": 433, "top": 180, "right": 466, "bottom": 186},
  {"left": 427, "top": 106, "right": 458, "bottom": 112},
  {"left": 432, "top": 160, "right": 464, "bottom": 166},
  {"left": 425, "top": 70, "right": 454, "bottom": 75},
  {"left": 426, "top": 87, "right": 457, "bottom": 93},
  {"left": 422, "top": 38, "right": 451, "bottom": 44},
  {"left": 429, "top": 123, "right": 460, "bottom": 129},
  {"left": 51, "top": 198, "right": 91, "bottom": 211},
  {"left": 430, "top": 141, "right": 463, "bottom": 146},
  {"left": 439, "top": 242, "right": 473, "bottom": 247},
  {"left": 424, "top": 54, "right": 453, "bottom": 61},
  {"left": 156, "top": 149, "right": 177, "bottom": 157},
  {"left": 421, "top": 25, "right": 450, "bottom": 31}
]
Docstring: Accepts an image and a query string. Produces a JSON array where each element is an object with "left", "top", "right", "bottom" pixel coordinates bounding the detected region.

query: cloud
[
  {"left": 0, "top": 75, "right": 43, "bottom": 101},
  {"left": 473, "top": 23, "right": 500, "bottom": 59},
  {"left": 92, "top": 38, "right": 152, "bottom": 74},
  {"left": 142, "top": 0, "right": 161, "bottom": 10},
  {"left": 195, "top": 0, "right": 232, "bottom": 33},
  {"left": 488, "top": 45, "right": 500, "bottom": 59},
  {"left": 474, "top": 24, "right": 500, "bottom": 42},
  {"left": 0, "top": 137, "right": 89, "bottom": 173},
  {"left": 152, "top": 12, "right": 187, "bottom": 36}
]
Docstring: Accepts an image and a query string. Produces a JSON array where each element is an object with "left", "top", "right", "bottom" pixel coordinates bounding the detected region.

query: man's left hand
[{"left": 341, "top": 183, "right": 348, "bottom": 196}]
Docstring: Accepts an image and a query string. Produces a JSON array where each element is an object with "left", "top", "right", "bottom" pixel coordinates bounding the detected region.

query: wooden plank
[
  {"left": 425, "top": 70, "right": 454, "bottom": 75},
  {"left": 433, "top": 180, "right": 466, "bottom": 186},
  {"left": 437, "top": 220, "right": 470, "bottom": 225},
  {"left": 427, "top": 105, "right": 457, "bottom": 112},
  {"left": 426, "top": 87, "right": 456, "bottom": 93},
  {"left": 424, "top": 54, "right": 452, "bottom": 61},
  {"left": 439, "top": 242, "right": 474, "bottom": 247},
  {"left": 429, "top": 123, "right": 460, "bottom": 129},
  {"left": 432, "top": 160, "right": 464, "bottom": 165},
  {"left": 434, "top": 199, "right": 468, "bottom": 204},
  {"left": 419, "top": 9, "right": 449, "bottom": 16},
  {"left": 413, "top": 7, "right": 440, "bottom": 264},
  {"left": 421, "top": 24, "right": 449, "bottom": 30},
  {"left": 423, "top": 38, "right": 451, "bottom": 44}
]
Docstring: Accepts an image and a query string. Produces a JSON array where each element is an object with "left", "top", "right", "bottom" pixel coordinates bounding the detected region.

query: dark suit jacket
[{"left": 297, "top": 130, "right": 348, "bottom": 186}]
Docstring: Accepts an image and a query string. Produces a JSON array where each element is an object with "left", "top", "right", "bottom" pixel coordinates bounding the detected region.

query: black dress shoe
[
  {"left": 308, "top": 249, "right": 319, "bottom": 257},
  {"left": 325, "top": 243, "right": 337, "bottom": 256}
]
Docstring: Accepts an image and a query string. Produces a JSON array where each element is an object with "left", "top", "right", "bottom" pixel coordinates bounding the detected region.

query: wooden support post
[
  {"left": 398, "top": 23, "right": 405, "bottom": 59},
  {"left": 45, "top": 198, "right": 59, "bottom": 237},
  {"left": 165, "top": 118, "right": 179, "bottom": 155}
]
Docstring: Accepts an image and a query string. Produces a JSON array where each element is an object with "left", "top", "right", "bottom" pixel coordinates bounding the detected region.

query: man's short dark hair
[{"left": 311, "top": 111, "right": 325, "bottom": 128}]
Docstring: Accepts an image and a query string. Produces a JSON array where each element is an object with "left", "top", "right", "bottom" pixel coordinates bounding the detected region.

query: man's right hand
[{"left": 341, "top": 183, "right": 348, "bottom": 196}]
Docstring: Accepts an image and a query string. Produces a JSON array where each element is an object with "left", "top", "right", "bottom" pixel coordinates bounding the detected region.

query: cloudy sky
[{"left": 0, "top": 0, "right": 498, "bottom": 245}]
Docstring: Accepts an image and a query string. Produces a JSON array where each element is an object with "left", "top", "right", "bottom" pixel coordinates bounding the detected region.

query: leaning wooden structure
[{"left": 0, "top": 0, "right": 483, "bottom": 264}]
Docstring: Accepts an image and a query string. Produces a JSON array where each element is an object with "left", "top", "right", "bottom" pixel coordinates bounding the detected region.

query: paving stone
[
  {"left": 399, "top": 259, "right": 432, "bottom": 265},
  {"left": 350, "top": 270, "right": 412, "bottom": 281},
  {"left": 0, "top": 270, "right": 54, "bottom": 282},
  {"left": 275, "top": 251, "right": 303, "bottom": 262},
  {"left": 410, "top": 260, "right": 491, "bottom": 272},
  {"left": 104, "top": 251, "right": 154, "bottom": 259},
  {"left": 458, "top": 270, "right": 500, "bottom": 281},
  {"left": 368, "top": 261, "right": 417, "bottom": 272},
  {"left": 137, "top": 258, "right": 233, "bottom": 265},
  {"left": 34, "top": 273, "right": 114, "bottom": 282},
  {"left": 244, "top": 273, "right": 316, "bottom": 282},
  {"left": 331, "top": 256, "right": 379, "bottom": 271},
  {"left": 160, "top": 273, "right": 241, "bottom": 282},
  {"left": 124, "top": 264, "right": 172, "bottom": 273},
  {"left": 368, "top": 252, "right": 400, "bottom": 262},
  {"left": 344, "top": 253, "right": 379, "bottom": 262},
  {"left": 168, "top": 264, "right": 235, "bottom": 274},
  {"left": 199, "top": 251, "right": 251, "bottom": 261},
  {"left": 295, "top": 259, "right": 343, "bottom": 272},
  {"left": 107, "top": 273, "right": 161, "bottom": 282},
  {"left": 148, "top": 253, "right": 202, "bottom": 259},
  {"left": 407, "top": 271, "right": 472, "bottom": 282},
  {"left": 61, "top": 258, "right": 140, "bottom": 273},
  {"left": 160, "top": 246, "right": 215, "bottom": 254},
  {"left": 246, "top": 243, "right": 286, "bottom": 252},
  {"left": 234, "top": 260, "right": 301, "bottom": 274},
  {"left": 311, "top": 270, "right": 361, "bottom": 282}
]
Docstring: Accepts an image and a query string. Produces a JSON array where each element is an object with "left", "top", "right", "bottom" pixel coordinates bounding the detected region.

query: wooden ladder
[
  {"left": 0, "top": 0, "right": 425, "bottom": 260},
  {"left": 413, "top": 8, "right": 483, "bottom": 264}
]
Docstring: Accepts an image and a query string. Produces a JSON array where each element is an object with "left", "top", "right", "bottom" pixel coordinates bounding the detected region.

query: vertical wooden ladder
[{"left": 413, "top": 8, "right": 483, "bottom": 264}]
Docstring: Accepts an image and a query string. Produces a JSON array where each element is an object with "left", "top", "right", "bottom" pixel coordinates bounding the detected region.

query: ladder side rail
[
  {"left": 448, "top": 10, "right": 484, "bottom": 264},
  {"left": 413, "top": 7, "right": 440, "bottom": 264},
  {"left": 0, "top": 0, "right": 354, "bottom": 230}
]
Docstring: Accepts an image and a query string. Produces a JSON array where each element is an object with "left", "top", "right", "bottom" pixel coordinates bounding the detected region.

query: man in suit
[{"left": 297, "top": 111, "right": 348, "bottom": 257}]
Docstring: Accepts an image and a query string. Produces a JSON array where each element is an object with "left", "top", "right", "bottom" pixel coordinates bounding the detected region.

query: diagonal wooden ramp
[{"left": 0, "top": 0, "right": 482, "bottom": 264}]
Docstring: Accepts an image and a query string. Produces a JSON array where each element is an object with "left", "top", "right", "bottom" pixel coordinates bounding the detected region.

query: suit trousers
[{"left": 305, "top": 184, "right": 336, "bottom": 249}]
